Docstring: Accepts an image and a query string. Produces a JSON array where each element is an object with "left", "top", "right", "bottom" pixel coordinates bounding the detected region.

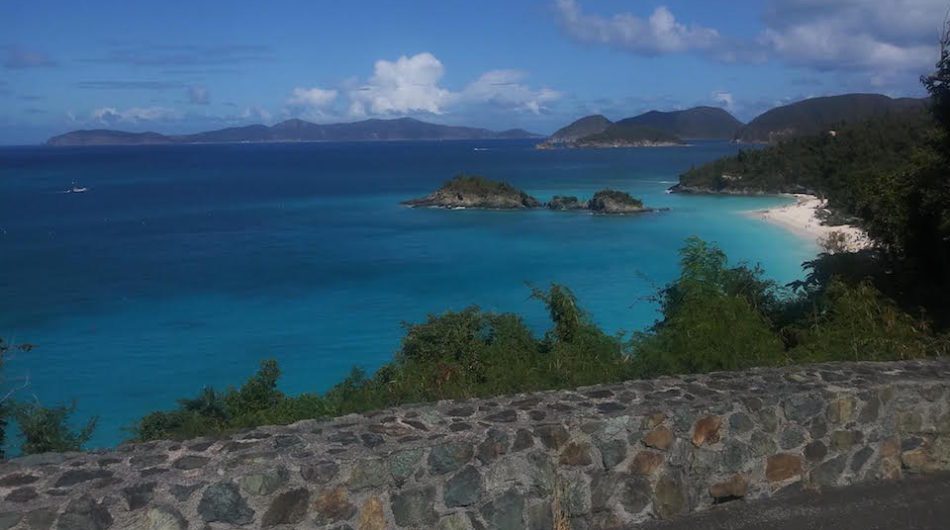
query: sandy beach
[{"left": 748, "top": 194, "right": 872, "bottom": 252}]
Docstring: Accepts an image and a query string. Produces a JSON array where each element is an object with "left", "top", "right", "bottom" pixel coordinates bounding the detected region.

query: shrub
[{"left": 14, "top": 402, "right": 97, "bottom": 455}]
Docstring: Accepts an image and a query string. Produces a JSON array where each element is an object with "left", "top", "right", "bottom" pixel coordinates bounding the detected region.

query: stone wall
[{"left": 1, "top": 359, "right": 949, "bottom": 529}]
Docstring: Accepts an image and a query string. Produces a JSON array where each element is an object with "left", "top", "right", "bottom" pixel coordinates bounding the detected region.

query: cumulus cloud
[
  {"left": 287, "top": 86, "right": 338, "bottom": 110},
  {"left": 461, "top": 70, "right": 560, "bottom": 114},
  {"left": 348, "top": 52, "right": 454, "bottom": 116},
  {"left": 553, "top": 0, "right": 946, "bottom": 84},
  {"left": 187, "top": 85, "right": 210, "bottom": 105},
  {"left": 759, "top": 0, "right": 945, "bottom": 75},
  {"left": 554, "top": 0, "right": 721, "bottom": 55},
  {"left": 344, "top": 52, "right": 559, "bottom": 118},
  {"left": 3, "top": 46, "right": 56, "bottom": 69},
  {"left": 711, "top": 91, "right": 735, "bottom": 112},
  {"left": 90, "top": 106, "right": 181, "bottom": 124}
]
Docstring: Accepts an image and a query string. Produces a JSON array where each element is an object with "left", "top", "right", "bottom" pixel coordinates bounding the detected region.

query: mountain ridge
[{"left": 46, "top": 117, "right": 542, "bottom": 146}]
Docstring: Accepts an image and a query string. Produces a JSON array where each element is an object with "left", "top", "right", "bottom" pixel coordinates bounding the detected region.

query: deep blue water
[{"left": 0, "top": 139, "right": 815, "bottom": 448}]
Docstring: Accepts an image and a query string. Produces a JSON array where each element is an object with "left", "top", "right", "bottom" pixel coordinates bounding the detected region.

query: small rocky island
[
  {"left": 405, "top": 176, "right": 661, "bottom": 215},
  {"left": 402, "top": 174, "right": 542, "bottom": 209}
]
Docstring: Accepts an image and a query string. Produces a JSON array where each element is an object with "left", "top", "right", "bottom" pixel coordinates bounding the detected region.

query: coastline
[{"left": 746, "top": 194, "right": 872, "bottom": 252}]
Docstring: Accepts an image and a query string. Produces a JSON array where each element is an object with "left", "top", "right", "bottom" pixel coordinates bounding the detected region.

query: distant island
[
  {"left": 539, "top": 93, "right": 930, "bottom": 149},
  {"left": 404, "top": 175, "right": 660, "bottom": 214},
  {"left": 538, "top": 106, "right": 741, "bottom": 149},
  {"left": 46, "top": 117, "right": 541, "bottom": 146}
]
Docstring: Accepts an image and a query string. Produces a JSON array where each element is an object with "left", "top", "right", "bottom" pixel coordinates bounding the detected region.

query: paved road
[{"left": 638, "top": 473, "right": 950, "bottom": 529}]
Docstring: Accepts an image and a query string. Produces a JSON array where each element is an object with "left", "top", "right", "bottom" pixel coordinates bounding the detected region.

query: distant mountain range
[
  {"left": 543, "top": 93, "right": 929, "bottom": 148},
  {"left": 46, "top": 117, "right": 541, "bottom": 146}
]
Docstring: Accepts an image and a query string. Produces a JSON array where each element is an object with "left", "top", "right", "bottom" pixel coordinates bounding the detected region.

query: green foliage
[
  {"left": 788, "top": 280, "right": 945, "bottom": 362},
  {"left": 132, "top": 285, "right": 629, "bottom": 442},
  {"left": 589, "top": 190, "right": 644, "bottom": 209},
  {"left": 442, "top": 174, "right": 523, "bottom": 197},
  {"left": 13, "top": 402, "right": 97, "bottom": 455},
  {"left": 631, "top": 238, "right": 786, "bottom": 376},
  {"left": 578, "top": 124, "right": 682, "bottom": 145},
  {"left": 921, "top": 20, "right": 950, "bottom": 135}
]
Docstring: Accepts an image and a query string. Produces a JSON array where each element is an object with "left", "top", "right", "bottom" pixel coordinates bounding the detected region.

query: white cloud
[
  {"left": 240, "top": 106, "right": 272, "bottom": 123},
  {"left": 554, "top": 0, "right": 722, "bottom": 55},
  {"left": 461, "top": 70, "right": 561, "bottom": 114},
  {"left": 345, "top": 53, "right": 560, "bottom": 118},
  {"left": 348, "top": 52, "right": 454, "bottom": 116},
  {"left": 758, "top": 0, "right": 944, "bottom": 76},
  {"left": 187, "top": 85, "right": 210, "bottom": 105},
  {"left": 90, "top": 106, "right": 181, "bottom": 124},
  {"left": 711, "top": 91, "right": 735, "bottom": 112},
  {"left": 287, "top": 87, "right": 338, "bottom": 108}
]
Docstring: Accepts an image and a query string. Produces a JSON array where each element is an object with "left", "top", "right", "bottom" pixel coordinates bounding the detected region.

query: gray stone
[
  {"left": 348, "top": 459, "right": 390, "bottom": 490},
  {"left": 477, "top": 428, "right": 509, "bottom": 463},
  {"left": 812, "top": 455, "right": 848, "bottom": 487},
  {"left": 171, "top": 455, "right": 209, "bottom": 470},
  {"left": 54, "top": 468, "right": 113, "bottom": 487},
  {"left": 654, "top": 474, "right": 687, "bottom": 519},
  {"left": 24, "top": 509, "right": 55, "bottom": 530},
  {"left": 621, "top": 475, "right": 652, "bottom": 514},
  {"left": 4, "top": 487, "right": 37, "bottom": 503},
  {"left": 722, "top": 439, "right": 752, "bottom": 472},
  {"left": 728, "top": 411, "right": 755, "bottom": 434},
  {"left": 591, "top": 473, "right": 621, "bottom": 511},
  {"left": 535, "top": 424, "right": 570, "bottom": 449},
  {"left": 169, "top": 482, "right": 203, "bottom": 501},
  {"left": 480, "top": 489, "right": 525, "bottom": 530},
  {"left": 0, "top": 473, "right": 38, "bottom": 487},
  {"left": 123, "top": 481, "right": 156, "bottom": 510},
  {"left": 851, "top": 446, "right": 874, "bottom": 473},
  {"left": 388, "top": 448, "right": 423, "bottom": 484},
  {"left": 513, "top": 429, "right": 534, "bottom": 451},
  {"left": 57, "top": 495, "right": 113, "bottom": 530},
  {"left": 144, "top": 505, "right": 187, "bottom": 530},
  {"left": 438, "top": 511, "right": 475, "bottom": 530},
  {"left": 262, "top": 487, "right": 310, "bottom": 527},
  {"left": 779, "top": 425, "right": 807, "bottom": 450},
  {"left": 598, "top": 438, "right": 628, "bottom": 469},
  {"left": 198, "top": 482, "right": 255, "bottom": 525},
  {"left": 804, "top": 441, "right": 828, "bottom": 462},
  {"left": 564, "top": 477, "right": 592, "bottom": 516},
  {"left": 391, "top": 485, "right": 437, "bottom": 526},
  {"left": 130, "top": 454, "right": 167, "bottom": 468},
  {"left": 429, "top": 441, "right": 474, "bottom": 474},
  {"left": 784, "top": 394, "right": 824, "bottom": 423},
  {"left": 301, "top": 460, "right": 339, "bottom": 484},
  {"left": 526, "top": 501, "right": 554, "bottom": 530},
  {"left": 750, "top": 430, "right": 776, "bottom": 457},
  {"left": 240, "top": 465, "right": 289, "bottom": 495},
  {"left": 0, "top": 513, "right": 21, "bottom": 530},
  {"left": 444, "top": 465, "right": 482, "bottom": 507}
]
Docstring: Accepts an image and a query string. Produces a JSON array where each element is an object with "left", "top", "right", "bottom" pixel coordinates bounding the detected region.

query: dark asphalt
[{"left": 637, "top": 473, "right": 950, "bottom": 529}]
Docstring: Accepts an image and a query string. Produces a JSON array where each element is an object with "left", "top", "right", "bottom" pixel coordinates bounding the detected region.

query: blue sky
[{"left": 1, "top": 0, "right": 945, "bottom": 143}]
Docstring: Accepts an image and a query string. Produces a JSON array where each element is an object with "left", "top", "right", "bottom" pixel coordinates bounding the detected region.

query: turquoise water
[{"left": 0, "top": 139, "right": 814, "bottom": 448}]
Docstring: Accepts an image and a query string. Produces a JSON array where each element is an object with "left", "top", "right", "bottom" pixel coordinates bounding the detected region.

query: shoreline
[{"left": 746, "top": 194, "right": 872, "bottom": 252}]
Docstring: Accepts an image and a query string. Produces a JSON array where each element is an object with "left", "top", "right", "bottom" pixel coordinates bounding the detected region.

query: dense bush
[{"left": 13, "top": 402, "right": 97, "bottom": 455}]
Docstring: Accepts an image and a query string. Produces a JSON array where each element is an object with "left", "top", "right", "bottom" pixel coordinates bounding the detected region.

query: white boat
[{"left": 69, "top": 186, "right": 88, "bottom": 193}]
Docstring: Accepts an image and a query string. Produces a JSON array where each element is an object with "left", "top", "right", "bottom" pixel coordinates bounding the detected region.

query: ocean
[{"left": 0, "top": 139, "right": 815, "bottom": 448}]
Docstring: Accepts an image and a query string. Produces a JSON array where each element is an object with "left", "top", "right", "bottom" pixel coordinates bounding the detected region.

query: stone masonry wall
[{"left": 1, "top": 359, "right": 949, "bottom": 529}]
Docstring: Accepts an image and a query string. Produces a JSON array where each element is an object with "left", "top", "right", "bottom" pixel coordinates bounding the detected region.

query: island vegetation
[
  {"left": 1, "top": 27, "right": 948, "bottom": 454},
  {"left": 405, "top": 175, "right": 658, "bottom": 214}
]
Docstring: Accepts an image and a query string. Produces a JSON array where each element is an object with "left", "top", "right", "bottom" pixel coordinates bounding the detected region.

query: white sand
[{"left": 747, "top": 194, "right": 872, "bottom": 252}]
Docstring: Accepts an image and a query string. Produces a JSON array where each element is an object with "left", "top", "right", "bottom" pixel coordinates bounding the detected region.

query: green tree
[
  {"left": 631, "top": 238, "right": 786, "bottom": 376},
  {"left": 14, "top": 402, "right": 97, "bottom": 455}
]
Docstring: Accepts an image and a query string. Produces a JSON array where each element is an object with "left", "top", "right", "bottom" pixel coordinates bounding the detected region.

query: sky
[{"left": 1, "top": 0, "right": 947, "bottom": 144}]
